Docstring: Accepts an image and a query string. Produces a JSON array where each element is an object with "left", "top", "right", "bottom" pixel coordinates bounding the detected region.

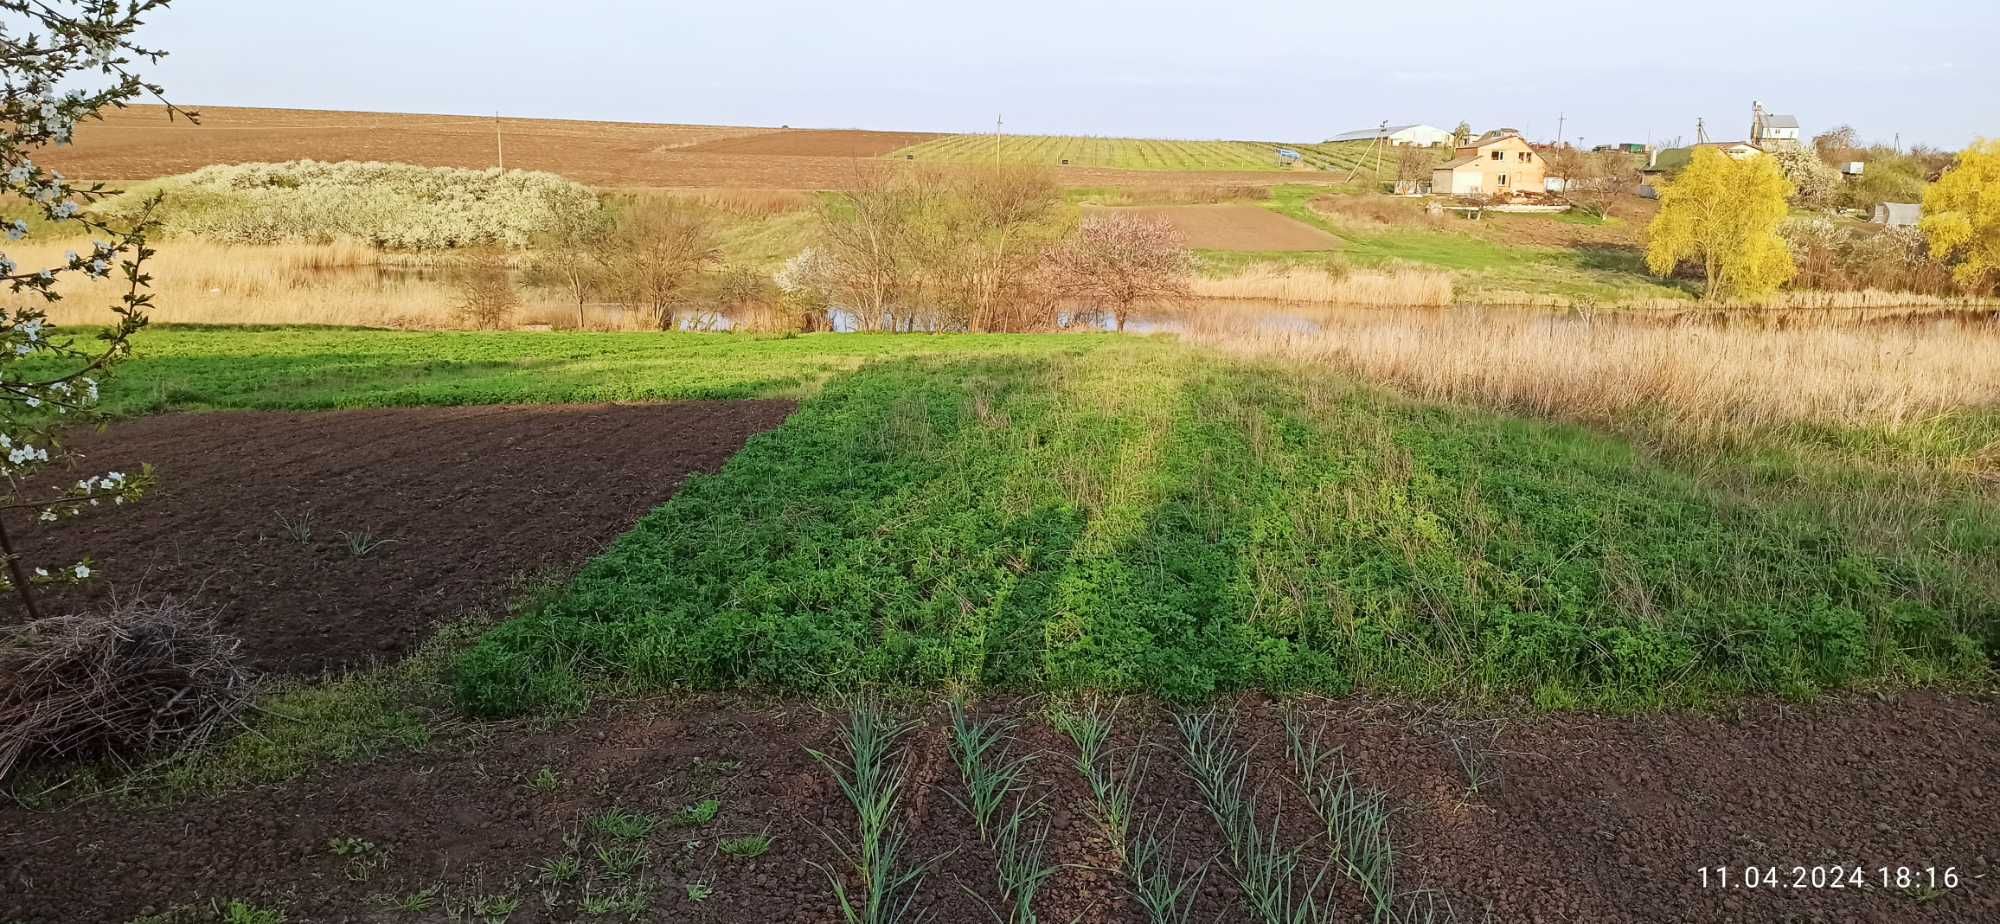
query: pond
[{"left": 305, "top": 265, "right": 1997, "bottom": 336}]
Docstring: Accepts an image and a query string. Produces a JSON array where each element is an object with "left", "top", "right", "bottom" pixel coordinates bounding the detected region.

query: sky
[{"left": 133, "top": 0, "right": 1998, "bottom": 149}]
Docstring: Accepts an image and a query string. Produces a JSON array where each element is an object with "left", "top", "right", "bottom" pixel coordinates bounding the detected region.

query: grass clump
[
  {"left": 674, "top": 798, "right": 721, "bottom": 827},
  {"left": 719, "top": 833, "right": 774, "bottom": 859},
  {"left": 591, "top": 807, "right": 660, "bottom": 840}
]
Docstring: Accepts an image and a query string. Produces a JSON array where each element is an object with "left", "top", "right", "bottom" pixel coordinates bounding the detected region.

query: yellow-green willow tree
[
  {"left": 1645, "top": 148, "right": 1796, "bottom": 300},
  {"left": 1921, "top": 140, "right": 2000, "bottom": 293}
]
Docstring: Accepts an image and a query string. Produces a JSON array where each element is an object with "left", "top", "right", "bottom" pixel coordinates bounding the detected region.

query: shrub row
[{"left": 99, "top": 160, "right": 601, "bottom": 251}]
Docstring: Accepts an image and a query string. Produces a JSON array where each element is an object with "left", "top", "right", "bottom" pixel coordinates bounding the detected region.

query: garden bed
[
  {"left": 1, "top": 693, "right": 1993, "bottom": 922},
  {"left": 0, "top": 401, "right": 795, "bottom": 676}
]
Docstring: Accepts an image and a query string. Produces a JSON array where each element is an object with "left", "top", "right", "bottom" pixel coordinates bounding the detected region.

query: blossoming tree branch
[{"left": 0, "top": 0, "right": 190, "bottom": 618}]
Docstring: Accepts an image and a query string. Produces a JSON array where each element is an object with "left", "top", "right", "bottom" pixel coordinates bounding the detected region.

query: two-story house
[
  {"left": 1430, "top": 131, "right": 1546, "bottom": 196},
  {"left": 1750, "top": 102, "right": 1801, "bottom": 151}
]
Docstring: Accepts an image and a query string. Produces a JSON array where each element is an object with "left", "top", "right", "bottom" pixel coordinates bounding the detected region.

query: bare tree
[
  {"left": 922, "top": 165, "right": 1065, "bottom": 331},
  {"left": 1397, "top": 144, "right": 1440, "bottom": 184},
  {"left": 452, "top": 250, "right": 518, "bottom": 329},
  {"left": 1042, "top": 213, "right": 1193, "bottom": 331},
  {"left": 603, "top": 201, "right": 721, "bottom": 330},
  {"left": 1545, "top": 144, "right": 1587, "bottom": 190},
  {"left": 1812, "top": 125, "right": 1860, "bottom": 165},
  {"left": 529, "top": 189, "right": 611, "bottom": 328},
  {"left": 1567, "top": 151, "right": 1642, "bottom": 220},
  {"left": 810, "top": 167, "right": 939, "bottom": 331}
]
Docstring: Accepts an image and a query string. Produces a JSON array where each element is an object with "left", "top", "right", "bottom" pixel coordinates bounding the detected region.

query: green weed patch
[{"left": 454, "top": 340, "right": 1987, "bottom": 714}]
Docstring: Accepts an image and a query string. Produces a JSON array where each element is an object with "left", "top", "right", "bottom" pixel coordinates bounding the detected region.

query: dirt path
[
  {"left": 0, "top": 402, "right": 795, "bottom": 676},
  {"left": 3, "top": 693, "right": 1992, "bottom": 923}
]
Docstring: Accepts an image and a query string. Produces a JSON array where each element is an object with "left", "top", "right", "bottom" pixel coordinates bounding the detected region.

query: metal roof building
[{"left": 1326, "top": 124, "right": 1453, "bottom": 146}]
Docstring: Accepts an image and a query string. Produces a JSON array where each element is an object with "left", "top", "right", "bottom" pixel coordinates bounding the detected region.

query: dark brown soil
[
  {"left": 3, "top": 693, "right": 1993, "bottom": 923},
  {"left": 1103, "top": 204, "right": 1344, "bottom": 251},
  {"left": 0, "top": 402, "right": 795, "bottom": 676}
]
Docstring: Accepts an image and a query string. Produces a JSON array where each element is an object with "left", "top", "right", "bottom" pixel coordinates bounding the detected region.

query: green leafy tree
[
  {"left": 1451, "top": 121, "right": 1472, "bottom": 146},
  {"left": 1644, "top": 149, "right": 1796, "bottom": 300},
  {"left": 1919, "top": 139, "right": 2000, "bottom": 293},
  {"left": 1, "top": 0, "right": 184, "bottom": 618}
]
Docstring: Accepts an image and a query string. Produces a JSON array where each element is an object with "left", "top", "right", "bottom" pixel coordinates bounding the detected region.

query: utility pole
[
  {"left": 994, "top": 113, "right": 1003, "bottom": 162},
  {"left": 1374, "top": 119, "right": 1387, "bottom": 181},
  {"left": 495, "top": 111, "right": 504, "bottom": 170},
  {"left": 1556, "top": 112, "right": 1566, "bottom": 147}
]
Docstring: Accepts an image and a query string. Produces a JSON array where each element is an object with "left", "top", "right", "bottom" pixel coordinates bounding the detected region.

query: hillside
[{"left": 48, "top": 105, "right": 1358, "bottom": 190}]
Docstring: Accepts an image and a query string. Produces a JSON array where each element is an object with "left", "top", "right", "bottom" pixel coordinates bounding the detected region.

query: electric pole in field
[
  {"left": 495, "top": 111, "right": 505, "bottom": 170},
  {"left": 1556, "top": 112, "right": 1566, "bottom": 147}
]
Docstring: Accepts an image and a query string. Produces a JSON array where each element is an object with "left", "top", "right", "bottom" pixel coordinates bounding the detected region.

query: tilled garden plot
[
  {"left": 2, "top": 694, "right": 1993, "bottom": 923},
  {"left": 0, "top": 401, "right": 795, "bottom": 675}
]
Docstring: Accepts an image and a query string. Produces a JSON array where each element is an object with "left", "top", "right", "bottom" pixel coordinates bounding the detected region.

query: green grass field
[
  {"left": 406, "top": 336, "right": 1985, "bottom": 716},
  {"left": 41, "top": 327, "right": 1990, "bottom": 721},
  {"left": 59, "top": 326, "right": 1085, "bottom": 416},
  {"left": 1256, "top": 185, "right": 1690, "bottom": 302}
]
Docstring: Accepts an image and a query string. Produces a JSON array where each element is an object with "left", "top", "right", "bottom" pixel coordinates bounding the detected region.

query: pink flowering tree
[
  {"left": 1042, "top": 212, "right": 1193, "bottom": 331},
  {"left": 0, "top": 1, "right": 188, "bottom": 619}
]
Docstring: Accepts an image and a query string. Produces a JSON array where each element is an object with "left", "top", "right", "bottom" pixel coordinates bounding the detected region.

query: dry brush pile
[{"left": 0, "top": 597, "right": 252, "bottom": 782}]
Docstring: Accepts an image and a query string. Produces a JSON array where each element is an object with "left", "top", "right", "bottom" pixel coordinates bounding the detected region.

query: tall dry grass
[
  {"left": 1186, "top": 303, "right": 2000, "bottom": 453},
  {"left": 643, "top": 188, "right": 815, "bottom": 219},
  {"left": 1190, "top": 265, "right": 1454, "bottom": 306},
  {"left": 1613, "top": 289, "right": 1999, "bottom": 312},
  {"left": 15, "top": 239, "right": 663, "bottom": 330}
]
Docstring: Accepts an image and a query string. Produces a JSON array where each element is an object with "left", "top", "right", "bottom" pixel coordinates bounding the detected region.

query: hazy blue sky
[{"left": 139, "top": 0, "right": 1995, "bottom": 148}]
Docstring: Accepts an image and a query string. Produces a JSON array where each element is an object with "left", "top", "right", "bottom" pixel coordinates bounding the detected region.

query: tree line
[
  {"left": 478, "top": 166, "right": 1192, "bottom": 333},
  {"left": 1646, "top": 141, "right": 1999, "bottom": 302}
]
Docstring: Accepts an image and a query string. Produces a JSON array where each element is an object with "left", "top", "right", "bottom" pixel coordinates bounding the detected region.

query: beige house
[{"left": 1431, "top": 132, "right": 1546, "bottom": 196}]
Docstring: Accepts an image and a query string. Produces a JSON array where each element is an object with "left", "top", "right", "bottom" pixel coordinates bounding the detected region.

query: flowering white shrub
[
  {"left": 100, "top": 160, "right": 604, "bottom": 251},
  {"left": 1, "top": 0, "right": 171, "bottom": 617}
]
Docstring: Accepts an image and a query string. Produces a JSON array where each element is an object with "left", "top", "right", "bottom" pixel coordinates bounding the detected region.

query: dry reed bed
[
  {"left": 19, "top": 240, "right": 661, "bottom": 331},
  {"left": 1186, "top": 303, "right": 2000, "bottom": 454},
  {"left": 1189, "top": 265, "right": 1455, "bottom": 306}
]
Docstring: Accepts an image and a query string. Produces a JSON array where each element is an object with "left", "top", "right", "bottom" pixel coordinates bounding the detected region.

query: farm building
[
  {"left": 1649, "top": 141, "right": 1763, "bottom": 173},
  {"left": 1874, "top": 202, "right": 1921, "bottom": 227},
  {"left": 1431, "top": 131, "right": 1546, "bottom": 197},
  {"left": 1750, "top": 102, "right": 1802, "bottom": 150},
  {"left": 1327, "top": 124, "right": 1453, "bottom": 146}
]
